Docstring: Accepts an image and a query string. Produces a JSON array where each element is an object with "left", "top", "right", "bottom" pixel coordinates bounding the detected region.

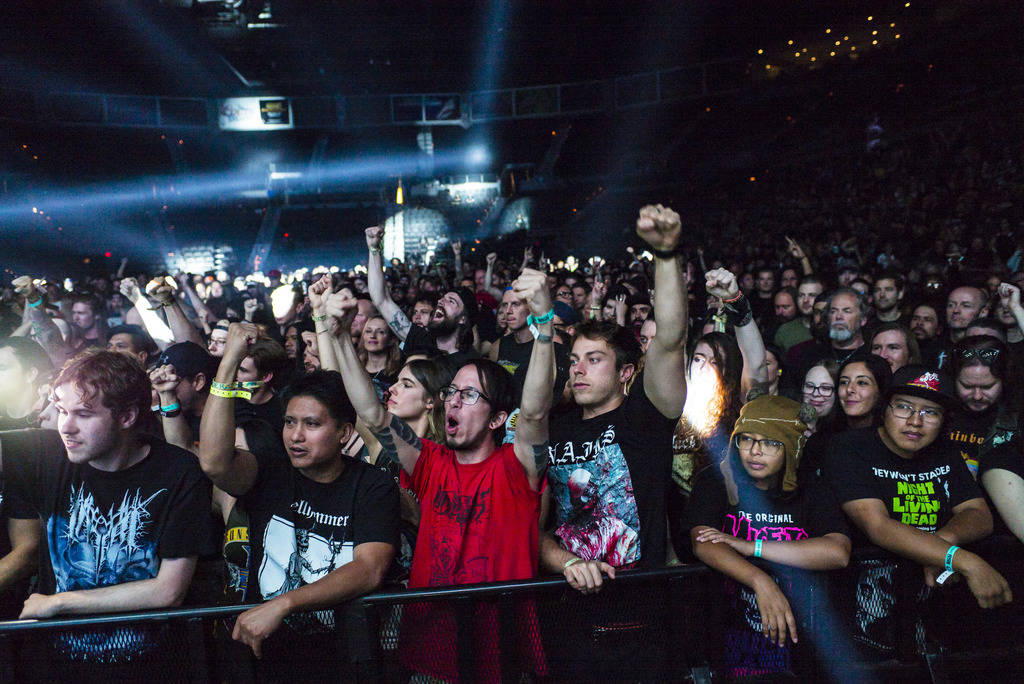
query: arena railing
[{"left": 0, "top": 537, "right": 1020, "bottom": 682}]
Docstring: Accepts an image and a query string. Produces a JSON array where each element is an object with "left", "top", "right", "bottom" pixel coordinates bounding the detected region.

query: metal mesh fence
[{"left": 0, "top": 544, "right": 1021, "bottom": 683}]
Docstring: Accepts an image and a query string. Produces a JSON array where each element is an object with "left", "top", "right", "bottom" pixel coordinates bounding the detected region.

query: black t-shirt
[
  {"left": 235, "top": 393, "right": 285, "bottom": 436},
  {"left": 1, "top": 429, "right": 216, "bottom": 661},
  {"left": 0, "top": 470, "right": 28, "bottom": 619},
  {"left": 496, "top": 335, "right": 570, "bottom": 400},
  {"left": 242, "top": 448, "right": 399, "bottom": 633},
  {"left": 944, "top": 405, "right": 1001, "bottom": 478},
  {"left": 823, "top": 427, "right": 981, "bottom": 536},
  {"left": 547, "top": 375, "right": 677, "bottom": 568},
  {"left": 401, "top": 323, "right": 480, "bottom": 377},
  {"left": 682, "top": 466, "right": 849, "bottom": 639}
]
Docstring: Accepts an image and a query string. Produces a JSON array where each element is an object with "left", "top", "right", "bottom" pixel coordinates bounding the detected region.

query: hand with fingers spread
[
  {"left": 636, "top": 204, "right": 682, "bottom": 253},
  {"left": 705, "top": 268, "right": 740, "bottom": 303},
  {"left": 752, "top": 575, "right": 799, "bottom": 647},
  {"left": 563, "top": 558, "right": 617, "bottom": 595}
]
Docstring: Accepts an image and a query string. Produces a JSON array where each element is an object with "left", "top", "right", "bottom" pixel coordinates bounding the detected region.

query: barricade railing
[{"left": 0, "top": 537, "right": 1020, "bottom": 682}]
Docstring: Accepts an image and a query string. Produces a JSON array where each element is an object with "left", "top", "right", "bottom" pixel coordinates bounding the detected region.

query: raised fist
[
  {"left": 224, "top": 322, "right": 260, "bottom": 360},
  {"left": 149, "top": 364, "right": 182, "bottom": 395},
  {"left": 511, "top": 268, "right": 553, "bottom": 317},
  {"left": 119, "top": 277, "right": 143, "bottom": 303},
  {"left": 705, "top": 268, "right": 740, "bottom": 302},
  {"left": 308, "top": 273, "right": 333, "bottom": 314},
  {"left": 636, "top": 204, "right": 681, "bottom": 252},
  {"left": 486, "top": 252, "right": 497, "bottom": 266},
  {"left": 999, "top": 282, "right": 1021, "bottom": 311},
  {"left": 365, "top": 225, "right": 385, "bottom": 251},
  {"left": 12, "top": 276, "right": 36, "bottom": 300}
]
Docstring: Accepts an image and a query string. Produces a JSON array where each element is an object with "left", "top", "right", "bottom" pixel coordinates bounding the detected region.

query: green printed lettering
[
  {"left": 924, "top": 482, "right": 934, "bottom": 494},
  {"left": 893, "top": 498, "right": 906, "bottom": 513},
  {"left": 897, "top": 481, "right": 910, "bottom": 495}
]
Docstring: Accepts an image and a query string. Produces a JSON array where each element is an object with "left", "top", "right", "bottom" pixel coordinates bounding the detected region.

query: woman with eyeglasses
[
  {"left": 684, "top": 396, "right": 851, "bottom": 677},
  {"left": 946, "top": 335, "right": 1024, "bottom": 543}
]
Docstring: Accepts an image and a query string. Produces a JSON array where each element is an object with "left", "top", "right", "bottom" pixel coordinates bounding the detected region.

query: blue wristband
[
  {"left": 754, "top": 539, "right": 764, "bottom": 558},
  {"left": 526, "top": 309, "right": 555, "bottom": 327},
  {"left": 945, "top": 545, "right": 959, "bottom": 572},
  {"left": 159, "top": 402, "right": 181, "bottom": 413}
]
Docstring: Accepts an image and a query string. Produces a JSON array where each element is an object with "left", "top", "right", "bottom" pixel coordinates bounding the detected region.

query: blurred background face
[
  {"left": 802, "top": 365, "right": 836, "bottom": 418},
  {"left": 871, "top": 330, "right": 910, "bottom": 373},
  {"left": 208, "top": 328, "right": 228, "bottom": 357},
  {"left": 873, "top": 278, "right": 901, "bottom": 312},
  {"left": 774, "top": 291, "right": 796, "bottom": 321},
  {"left": 361, "top": 317, "right": 391, "bottom": 353},
  {"left": 0, "top": 347, "right": 34, "bottom": 406},
  {"left": 639, "top": 318, "right": 657, "bottom": 354},
  {"left": 301, "top": 331, "right": 320, "bottom": 372},
  {"left": 910, "top": 305, "right": 940, "bottom": 341},
  {"left": 797, "top": 283, "right": 824, "bottom": 316}
]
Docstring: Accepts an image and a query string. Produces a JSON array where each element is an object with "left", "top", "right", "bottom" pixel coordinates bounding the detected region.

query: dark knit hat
[{"left": 722, "top": 395, "right": 811, "bottom": 504}]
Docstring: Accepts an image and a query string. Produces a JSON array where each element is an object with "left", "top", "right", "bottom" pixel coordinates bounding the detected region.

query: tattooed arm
[
  {"left": 511, "top": 269, "right": 555, "bottom": 491},
  {"left": 325, "top": 287, "right": 424, "bottom": 474},
  {"left": 365, "top": 226, "right": 412, "bottom": 341}
]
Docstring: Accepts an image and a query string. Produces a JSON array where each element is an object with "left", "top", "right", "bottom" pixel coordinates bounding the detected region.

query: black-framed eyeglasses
[
  {"left": 957, "top": 348, "right": 1000, "bottom": 364},
  {"left": 802, "top": 382, "right": 835, "bottom": 398},
  {"left": 440, "top": 385, "right": 490, "bottom": 406},
  {"left": 734, "top": 434, "right": 785, "bottom": 457},
  {"left": 888, "top": 401, "right": 943, "bottom": 424}
]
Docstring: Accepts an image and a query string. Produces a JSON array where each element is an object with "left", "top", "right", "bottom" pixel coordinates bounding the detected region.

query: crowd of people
[{"left": 0, "top": 174, "right": 1022, "bottom": 679}]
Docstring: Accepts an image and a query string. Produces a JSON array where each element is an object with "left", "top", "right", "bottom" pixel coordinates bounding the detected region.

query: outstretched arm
[
  {"left": 120, "top": 277, "right": 175, "bottom": 350},
  {"left": 706, "top": 269, "right": 768, "bottom": 394},
  {"left": 198, "top": 323, "right": 260, "bottom": 496},
  {"left": 147, "top": 278, "right": 205, "bottom": 347},
  {"left": 365, "top": 226, "right": 412, "bottom": 341},
  {"left": 636, "top": 205, "right": 688, "bottom": 418},
  {"left": 323, "top": 287, "right": 423, "bottom": 474},
  {"left": 12, "top": 277, "right": 67, "bottom": 365},
  {"left": 511, "top": 268, "right": 555, "bottom": 491}
]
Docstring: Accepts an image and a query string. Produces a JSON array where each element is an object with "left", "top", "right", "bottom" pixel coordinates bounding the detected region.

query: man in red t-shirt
[{"left": 326, "top": 267, "right": 555, "bottom": 681}]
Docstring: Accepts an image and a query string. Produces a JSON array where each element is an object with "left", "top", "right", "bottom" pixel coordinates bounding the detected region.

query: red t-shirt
[
  {"left": 402, "top": 440, "right": 546, "bottom": 681},
  {"left": 408, "top": 439, "right": 541, "bottom": 587}
]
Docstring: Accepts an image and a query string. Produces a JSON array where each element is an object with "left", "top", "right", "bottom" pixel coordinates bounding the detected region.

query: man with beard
[
  {"left": 365, "top": 226, "right": 479, "bottom": 372},
  {"left": 774, "top": 276, "right": 823, "bottom": 353},
  {"left": 68, "top": 293, "right": 107, "bottom": 355},
  {"left": 872, "top": 270, "right": 906, "bottom": 324},
  {"left": 824, "top": 288, "right": 868, "bottom": 364}
]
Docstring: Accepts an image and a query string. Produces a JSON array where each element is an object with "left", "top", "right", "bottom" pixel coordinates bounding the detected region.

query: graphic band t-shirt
[
  {"left": 0, "top": 429, "right": 216, "bottom": 663},
  {"left": 682, "top": 466, "right": 849, "bottom": 675},
  {"left": 823, "top": 427, "right": 982, "bottom": 654},
  {"left": 402, "top": 440, "right": 545, "bottom": 683},
  {"left": 242, "top": 448, "right": 399, "bottom": 633},
  {"left": 548, "top": 377, "right": 677, "bottom": 568},
  {"left": 824, "top": 427, "right": 981, "bottom": 535}
]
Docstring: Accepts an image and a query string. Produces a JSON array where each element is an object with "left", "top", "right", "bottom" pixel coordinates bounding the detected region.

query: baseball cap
[
  {"left": 552, "top": 300, "right": 579, "bottom": 326},
  {"left": 886, "top": 364, "right": 957, "bottom": 408},
  {"left": 159, "top": 342, "right": 219, "bottom": 380}
]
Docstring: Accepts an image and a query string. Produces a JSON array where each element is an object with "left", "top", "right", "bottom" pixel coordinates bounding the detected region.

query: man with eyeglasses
[
  {"left": 324, "top": 268, "right": 555, "bottom": 682},
  {"left": 824, "top": 365, "right": 1012, "bottom": 617}
]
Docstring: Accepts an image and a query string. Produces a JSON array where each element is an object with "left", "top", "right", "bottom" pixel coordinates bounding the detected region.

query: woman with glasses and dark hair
[
  {"left": 684, "top": 396, "right": 851, "bottom": 677},
  {"left": 946, "top": 335, "right": 1024, "bottom": 542}
]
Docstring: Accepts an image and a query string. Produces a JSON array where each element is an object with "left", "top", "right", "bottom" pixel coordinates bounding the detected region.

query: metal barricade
[{"left": 0, "top": 538, "right": 1019, "bottom": 683}]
